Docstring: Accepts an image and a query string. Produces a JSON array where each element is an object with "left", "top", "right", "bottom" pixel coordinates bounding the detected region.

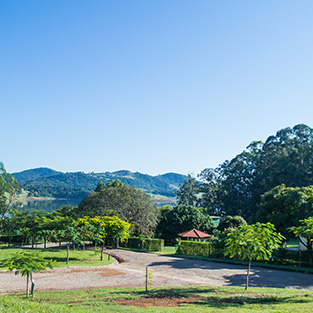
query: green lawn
[
  {"left": 0, "top": 247, "right": 113, "bottom": 268},
  {"left": 1, "top": 286, "right": 313, "bottom": 312}
]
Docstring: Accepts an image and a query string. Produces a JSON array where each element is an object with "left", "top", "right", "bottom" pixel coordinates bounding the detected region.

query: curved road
[{"left": 1, "top": 249, "right": 313, "bottom": 293}]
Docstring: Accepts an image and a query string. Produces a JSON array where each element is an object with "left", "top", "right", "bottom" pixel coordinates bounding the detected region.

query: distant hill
[{"left": 12, "top": 168, "right": 187, "bottom": 201}]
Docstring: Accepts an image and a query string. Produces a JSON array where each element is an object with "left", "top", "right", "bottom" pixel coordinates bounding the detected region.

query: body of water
[{"left": 18, "top": 199, "right": 82, "bottom": 213}]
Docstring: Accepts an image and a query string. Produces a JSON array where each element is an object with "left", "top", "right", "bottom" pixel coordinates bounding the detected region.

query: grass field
[
  {"left": 0, "top": 247, "right": 113, "bottom": 268},
  {"left": 1, "top": 286, "right": 313, "bottom": 312}
]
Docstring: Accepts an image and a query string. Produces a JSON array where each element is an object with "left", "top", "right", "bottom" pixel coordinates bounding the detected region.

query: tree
[
  {"left": 288, "top": 217, "right": 313, "bottom": 250},
  {"left": 75, "top": 215, "right": 130, "bottom": 259},
  {"left": 77, "top": 180, "right": 159, "bottom": 236},
  {"left": 94, "top": 181, "right": 105, "bottom": 192},
  {"left": 155, "top": 205, "right": 214, "bottom": 242},
  {"left": 0, "top": 251, "right": 54, "bottom": 298},
  {"left": 225, "top": 222, "right": 284, "bottom": 290},
  {"left": 176, "top": 174, "right": 201, "bottom": 206},
  {"left": 217, "top": 215, "right": 247, "bottom": 232},
  {"left": 199, "top": 124, "right": 313, "bottom": 222},
  {"left": 0, "top": 162, "right": 20, "bottom": 220},
  {"left": 57, "top": 224, "right": 81, "bottom": 265},
  {"left": 257, "top": 184, "right": 313, "bottom": 240}
]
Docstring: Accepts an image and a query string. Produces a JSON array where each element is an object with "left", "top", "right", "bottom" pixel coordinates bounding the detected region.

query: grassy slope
[{"left": 1, "top": 286, "right": 313, "bottom": 312}]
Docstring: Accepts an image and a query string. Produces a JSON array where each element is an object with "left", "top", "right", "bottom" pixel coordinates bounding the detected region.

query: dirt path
[{"left": 1, "top": 249, "right": 313, "bottom": 294}]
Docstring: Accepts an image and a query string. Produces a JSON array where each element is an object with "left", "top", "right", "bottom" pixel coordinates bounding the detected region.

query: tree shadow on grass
[
  {"left": 43, "top": 256, "right": 80, "bottom": 263},
  {"left": 90, "top": 287, "right": 313, "bottom": 309}
]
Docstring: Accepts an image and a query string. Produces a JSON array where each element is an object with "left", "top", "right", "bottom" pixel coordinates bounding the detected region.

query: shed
[{"left": 178, "top": 228, "right": 211, "bottom": 241}]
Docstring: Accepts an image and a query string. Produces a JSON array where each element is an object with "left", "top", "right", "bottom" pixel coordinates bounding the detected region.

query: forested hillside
[{"left": 12, "top": 168, "right": 186, "bottom": 200}]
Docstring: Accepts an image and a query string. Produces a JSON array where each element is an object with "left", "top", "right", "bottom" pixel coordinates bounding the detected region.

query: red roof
[{"left": 178, "top": 228, "right": 211, "bottom": 239}]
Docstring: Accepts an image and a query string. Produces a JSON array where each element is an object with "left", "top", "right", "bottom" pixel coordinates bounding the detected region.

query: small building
[{"left": 178, "top": 228, "right": 211, "bottom": 242}]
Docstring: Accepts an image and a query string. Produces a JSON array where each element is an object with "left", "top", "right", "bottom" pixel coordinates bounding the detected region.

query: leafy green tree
[
  {"left": 225, "top": 222, "right": 284, "bottom": 290},
  {"left": 199, "top": 124, "right": 313, "bottom": 221},
  {"left": 156, "top": 205, "right": 214, "bottom": 242},
  {"left": 0, "top": 162, "right": 20, "bottom": 220},
  {"left": 0, "top": 251, "right": 55, "bottom": 298},
  {"left": 77, "top": 180, "right": 159, "bottom": 236},
  {"left": 57, "top": 224, "right": 81, "bottom": 265},
  {"left": 217, "top": 215, "right": 247, "bottom": 232},
  {"left": 94, "top": 181, "right": 106, "bottom": 192},
  {"left": 176, "top": 174, "right": 201, "bottom": 206},
  {"left": 288, "top": 217, "right": 313, "bottom": 250},
  {"left": 76, "top": 215, "right": 131, "bottom": 259},
  {"left": 257, "top": 184, "right": 313, "bottom": 240}
]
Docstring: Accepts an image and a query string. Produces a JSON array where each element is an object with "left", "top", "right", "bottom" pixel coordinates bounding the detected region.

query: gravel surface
[{"left": 1, "top": 249, "right": 313, "bottom": 294}]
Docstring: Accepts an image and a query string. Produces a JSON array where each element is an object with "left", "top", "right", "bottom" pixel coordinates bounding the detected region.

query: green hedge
[
  {"left": 272, "top": 248, "right": 313, "bottom": 267},
  {"left": 144, "top": 238, "right": 164, "bottom": 252},
  {"left": 177, "top": 240, "right": 313, "bottom": 269},
  {"left": 177, "top": 240, "right": 224, "bottom": 258},
  {"left": 105, "top": 237, "right": 164, "bottom": 252}
]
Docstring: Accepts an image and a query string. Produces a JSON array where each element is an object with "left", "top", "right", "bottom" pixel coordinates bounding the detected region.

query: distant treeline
[{"left": 13, "top": 169, "right": 186, "bottom": 200}]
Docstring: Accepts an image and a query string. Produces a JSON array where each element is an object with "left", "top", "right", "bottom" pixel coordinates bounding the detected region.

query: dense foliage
[
  {"left": 258, "top": 184, "right": 313, "bottom": 239},
  {"left": 77, "top": 180, "right": 159, "bottom": 236},
  {"left": 199, "top": 124, "right": 313, "bottom": 221},
  {"left": 0, "top": 162, "right": 20, "bottom": 220},
  {"left": 156, "top": 205, "right": 214, "bottom": 241},
  {"left": 225, "top": 222, "right": 284, "bottom": 289}
]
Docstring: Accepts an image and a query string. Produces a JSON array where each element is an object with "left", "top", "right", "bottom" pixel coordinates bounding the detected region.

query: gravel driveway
[{"left": 1, "top": 249, "right": 313, "bottom": 294}]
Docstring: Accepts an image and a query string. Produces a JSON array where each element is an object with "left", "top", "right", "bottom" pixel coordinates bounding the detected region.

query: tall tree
[
  {"left": 77, "top": 180, "right": 159, "bottom": 236},
  {"left": 176, "top": 174, "right": 201, "bottom": 206},
  {"left": 199, "top": 124, "right": 313, "bottom": 221},
  {"left": 0, "top": 162, "right": 20, "bottom": 220},
  {"left": 257, "top": 184, "right": 313, "bottom": 240},
  {"left": 156, "top": 205, "right": 214, "bottom": 241}
]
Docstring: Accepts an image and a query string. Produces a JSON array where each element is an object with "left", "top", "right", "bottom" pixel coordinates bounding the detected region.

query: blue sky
[{"left": 1, "top": 1, "right": 313, "bottom": 176}]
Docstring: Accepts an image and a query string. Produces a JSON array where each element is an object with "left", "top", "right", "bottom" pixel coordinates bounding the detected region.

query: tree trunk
[
  {"left": 26, "top": 273, "right": 29, "bottom": 298},
  {"left": 44, "top": 239, "right": 47, "bottom": 249},
  {"left": 66, "top": 243, "right": 70, "bottom": 265},
  {"left": 245, "top": 259, "right": 251, "bottom": 290},
  {"left": 101, "top": 241, "right": 105, "bottom": 261}
]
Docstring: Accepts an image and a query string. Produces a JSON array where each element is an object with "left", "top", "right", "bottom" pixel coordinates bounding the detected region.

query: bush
[
  {"left": 177, "top": 240, "right": 224, "bottom": 258},
  {"left": 110, "top": 237, "right": 164, "bottom": 251}
]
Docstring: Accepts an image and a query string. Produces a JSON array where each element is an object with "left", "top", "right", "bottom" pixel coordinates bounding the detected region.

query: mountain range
[{"left": 13, "top": 167, "right": 187, "bottom": 201}]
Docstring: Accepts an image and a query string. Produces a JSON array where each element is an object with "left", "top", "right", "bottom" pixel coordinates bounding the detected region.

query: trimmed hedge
[
  {"left": 105, "top": 237, "right": 164, "bottom": 252},
  {"left": 177, "top": 240, "right": 313, "bottom": 268},
  {"left": 177, "top": 240, "right": 224, "bottom": 258}
]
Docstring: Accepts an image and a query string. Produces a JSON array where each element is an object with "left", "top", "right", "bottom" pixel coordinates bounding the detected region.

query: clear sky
[{"left": 1, "top": 1, "right": 313, "bottom": 176}]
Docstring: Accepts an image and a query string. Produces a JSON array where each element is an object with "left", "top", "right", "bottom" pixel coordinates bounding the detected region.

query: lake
[{"left": 17, "top": 199, "right": 82, "bottom": 213}]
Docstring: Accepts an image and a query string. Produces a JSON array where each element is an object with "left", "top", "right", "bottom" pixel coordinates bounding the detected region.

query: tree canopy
[
  {"left": 77, "top": 180, "right": 159, "bottom": 236},
  {"left": 199, "top": 124, "right": 313, "bottom": 221},
  {"left": 257, "top": 184, "right": 313, "bottom": 239},
  {"left": 0, "top": 162, "right": 20, "bottom": 220},
  {"left": 225, "top": 222, "right": 284, "bottom": 289},
  {"left": 288, "top": 217, "right": 313, "bottom": 250},
  {"left": 156, "top": 205, "right": 214, "bottom": 242},
  {"left": 176, "top": 174, "right": 201, "bottom": 206}
]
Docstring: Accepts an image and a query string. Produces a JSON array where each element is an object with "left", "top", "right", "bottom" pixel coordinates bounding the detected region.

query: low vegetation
[{"left": 1, "top": 286, "right": 313, "bottom": 312}]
